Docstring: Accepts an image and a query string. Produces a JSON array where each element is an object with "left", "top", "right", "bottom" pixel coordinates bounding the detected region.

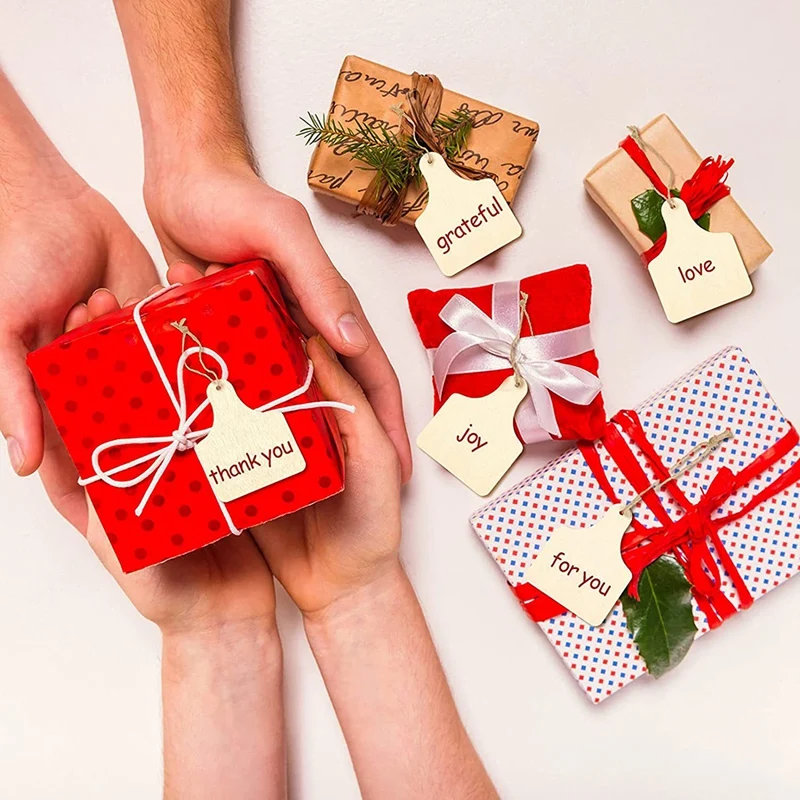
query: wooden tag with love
[
  {"left": 194, "top": 380, "right": 306, "bottom": 503},
  {"left": 523, "top": 504, "right": 633, "bottom": 627},
  {"left": 416, "top": 376, "right": 528, "bottom": 496},
  {"left": 415, "top": 153, "right": 522, "bottom": 277},
  {"left": 649, "top": 198, "right": 753, "bottom": 323}
]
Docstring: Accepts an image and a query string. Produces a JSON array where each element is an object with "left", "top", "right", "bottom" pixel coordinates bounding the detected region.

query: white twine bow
[
  {"left": 78, "top": 285, "right": 355, "bottom": 535},
  {"left": 429, "top": 280, "right": 601, "bottom": 443}
]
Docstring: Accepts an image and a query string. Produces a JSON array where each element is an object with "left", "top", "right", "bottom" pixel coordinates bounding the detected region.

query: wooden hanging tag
[
  {"left": 648, "top": 198, "right": 753, "bottom": 323},
  {"left": 415, "top": 153, "right": 522, "bottom": 277},
  {"left": 194, "top": 380, "right": 306, "bottom": 503},
  {"left": 416, "top": 376, "right": 528, "bottom": 496},
  {"left": 523, "top": 504, "right": 633, "bottom": 627}
]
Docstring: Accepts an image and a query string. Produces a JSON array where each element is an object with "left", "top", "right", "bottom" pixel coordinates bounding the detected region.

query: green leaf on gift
[
  {"left": 620, "top": 556, "right": 697, "bottom": 679},
  {"left": 631, "top": 188, "right": 711, "bottom": 243}
]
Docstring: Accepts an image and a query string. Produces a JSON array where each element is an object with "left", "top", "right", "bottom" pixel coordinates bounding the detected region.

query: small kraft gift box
[
  {"left": 585, "top": 114, "right": 772, "bottom": 274},
  {"left": 471, "top": 347, "right": 800, "bottom": 703},
  {"left": 306, "top": 55, "right": 539, "bottom": 226},
  {"left": 27, "top": 261, "right": 346, "bottom": 573}
]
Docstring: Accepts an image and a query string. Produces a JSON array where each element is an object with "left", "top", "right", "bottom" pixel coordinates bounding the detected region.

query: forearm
[
  {"left": 112, "top": 0, "right": 252, "bottom": 180},
  {"left": 304, "top": 562, "right": 497, "bottom": 800},
  {"left": 0, "top": 70, "right": 82, "bottom": 206},
  {"left": 162, "top": 621, "right": 285, "bottom": 800}
]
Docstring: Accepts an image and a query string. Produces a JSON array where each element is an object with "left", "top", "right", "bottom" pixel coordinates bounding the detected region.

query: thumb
[{"left": 0, "top": 337, "right": 44, "bottom": 476}]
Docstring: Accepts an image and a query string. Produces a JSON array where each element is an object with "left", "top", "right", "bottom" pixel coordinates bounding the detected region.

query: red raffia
[
  {"left": 516, "top": 411, "right": 800, "bottom": 629},
  {"left": 619, "top": 135, "right": 734, "bottom": 264}
]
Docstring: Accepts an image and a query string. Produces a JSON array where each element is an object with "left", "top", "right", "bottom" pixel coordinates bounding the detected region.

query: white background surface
[{"left": 1, "top": 1, "right": 799, "bottom": 798}]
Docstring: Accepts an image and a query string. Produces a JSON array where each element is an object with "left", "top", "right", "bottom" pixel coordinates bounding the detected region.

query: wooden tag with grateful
[
  {"left": 416, "top": 376, "right": 528, "bottom": 496},
  {"left": 649, "top": 198, "right": 753, "bottom": 323},
  {"left": 415, "top": 153, "right": 522, "bottom": 277}
]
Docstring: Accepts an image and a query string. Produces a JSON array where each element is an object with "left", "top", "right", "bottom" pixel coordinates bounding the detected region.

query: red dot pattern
[{"left": 26, "top": 261, "right": 345, "bottom": 574}]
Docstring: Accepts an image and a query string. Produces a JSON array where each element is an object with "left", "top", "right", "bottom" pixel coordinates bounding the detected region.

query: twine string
[
  {"left": 508, "top": 291, "right": 533, "bottom": 389},
  {"left": 621, "top": 428, "right": 733, "bottom": 514},
  {"left": 170, "top": 318, "right": 221, "bottom": 383},
  {"left": 78, "top": 286, "right": 355, "bottom": 533}
]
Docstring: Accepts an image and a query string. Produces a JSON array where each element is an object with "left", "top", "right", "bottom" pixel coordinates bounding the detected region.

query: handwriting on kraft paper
[
  {"left": 455, "top": 423, "right": 489, "bottom": 453},
  {"left": 437, "top": 195, "right": 506, "bottom": 254},
  {"left": 208, "top": 442, "right": 297, "bottom": 485},
  {"left": 547, "top": 551, "right": 615, "bottom": 597}
]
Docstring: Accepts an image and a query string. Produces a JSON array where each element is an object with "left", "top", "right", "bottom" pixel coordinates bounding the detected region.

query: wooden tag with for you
[
  {"left": 194, "top": 380, "right": 306, "bottom": 503},
  {"left": 415, "top": 153, "right": 522, "bottom": 277},
  {"left": 523, "top": 504, "right": 633, "bottom": 627},
  {"left": 649, "top": 198, "right": 753, "bottom": 323},
  {"left": 416, "top": 376, "right": 528, "bottom": 496}
]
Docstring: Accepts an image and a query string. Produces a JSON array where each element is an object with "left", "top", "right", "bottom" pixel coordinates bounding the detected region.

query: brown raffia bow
[{"left": 357, "top": 72, "right": 495, "bottom": 226}]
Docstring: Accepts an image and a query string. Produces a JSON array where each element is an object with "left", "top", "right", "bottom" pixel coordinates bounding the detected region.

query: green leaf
[
  {"left": 620, "top": 556, "right": 697, "bottom": 679},
  {"left": 631, "top": 188, "right": 711, "bottom": 243}
]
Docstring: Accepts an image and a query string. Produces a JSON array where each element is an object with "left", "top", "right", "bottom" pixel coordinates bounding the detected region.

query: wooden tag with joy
[
  {"left": 648, "top": 198, "right": 753, "bottom": 323},
  {"left": 523, "top": 504, "right": 633, "bottom": 627},
  {"left": 416, "top": 376, "right": 528, "bottom": 496},
  {"left": 194, "top": 380, "right": 306, "bottom": 503},
  {"left": 415, "top": 153, "right": 522, "bottom": 277}
]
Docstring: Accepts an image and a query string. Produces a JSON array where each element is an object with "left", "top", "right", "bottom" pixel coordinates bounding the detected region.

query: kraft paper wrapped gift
[
  {"left": 470, "top": 347, "right": 800, "bottom": 703},
  {"left": 584, "top": 114, "right": 772, "bottom": 273},
  {"left": 307, "top": 55, "right": 539, "bottom": 225}
]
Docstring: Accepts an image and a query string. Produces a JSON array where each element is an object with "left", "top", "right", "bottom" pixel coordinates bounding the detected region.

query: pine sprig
[{"left": 298, "top": 107, "right": 474, "bottom": 194}]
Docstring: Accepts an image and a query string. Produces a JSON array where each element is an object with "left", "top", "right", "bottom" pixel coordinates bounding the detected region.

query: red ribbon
[
  {"left": 515, "top": 410, "right": 800, "bottom": 629},
  {"left": 620, "top": 136, "right": 734, "bottom": 265}
]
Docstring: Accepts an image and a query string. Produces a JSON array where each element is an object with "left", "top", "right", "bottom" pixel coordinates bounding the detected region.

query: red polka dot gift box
[
  {"left": 27, "top": 261, "right": 345, "bottom": 573},
  {"left": 470, "top": 347, "right": 800, "bottom": 703}
]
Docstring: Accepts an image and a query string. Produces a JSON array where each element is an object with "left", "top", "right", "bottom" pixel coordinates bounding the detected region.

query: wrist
[
  {"left": 162, "top": 617, "right": 282, "bottom": 678},
  {"left": 303, "top": 559, "right": 410, "bottom": 645},
  {"left": 0, "top": 72, "right": 87, "bottom": 210},
  {"left": 142, "top": 117, "right": 255, "bottom": 194}
]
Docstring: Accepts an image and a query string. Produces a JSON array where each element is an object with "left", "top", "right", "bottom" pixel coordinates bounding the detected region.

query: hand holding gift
[
  {"left": 143, "top": 147, "right": 413, "bottom": 483},
  {"left": 0, "top": 71, "right": 159, "bottom": 479}
]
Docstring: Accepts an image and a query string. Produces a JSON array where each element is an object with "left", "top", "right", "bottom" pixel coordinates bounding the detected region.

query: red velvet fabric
[{"left": 407, "top": 265, "right": 607, "bottom": 442}]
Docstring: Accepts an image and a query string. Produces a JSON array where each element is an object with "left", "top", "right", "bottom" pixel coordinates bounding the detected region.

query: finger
[
  {"left": 263, "top": 208, "right": 370, "bottom": 357},
  {"left": 87, "top": 288, "right": 120, "bottom": 320},
  {"left": 272, "top": 270, "right": 317, "bottom": 338},
  {"left": 166, "top": 260, "right": 228, "bottom": 286},
  {"left": 167, "top": 259, "right": 205, "bottom": 285},
  {"left": 123, "top": 296, "right": 143, "bottom": 307},
  {"left": 37, "top": 409, "right": 89, "bottom": 534},
  {"left": 0, "top": 337, "right": 43, "bottom": 476},
  {"left": 64, "top": 303, "right": 90, "bottom": 333},
  {"left": 339, "top": 309, "right": 413, "bottom": 484},
  {"left": 260, "top": 210, "right": 412, "bottom": 479}
]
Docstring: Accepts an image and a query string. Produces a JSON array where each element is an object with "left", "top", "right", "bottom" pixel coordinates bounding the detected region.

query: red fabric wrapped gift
[
  {"left": 407, "top": 265, "right": 606, "bottom": 443},
  {"left": 27, "top": 261, "right": 345, "bottom": 573}
]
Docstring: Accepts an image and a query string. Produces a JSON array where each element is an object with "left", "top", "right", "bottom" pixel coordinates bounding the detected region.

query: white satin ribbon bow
[{"left": 428, "top": 280, "right": 601, "bottom": 443}]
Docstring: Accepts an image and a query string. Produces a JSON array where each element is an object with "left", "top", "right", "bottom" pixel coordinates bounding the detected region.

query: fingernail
[
  {"left": 337, "top": 313, "right": 368, "bottom": 351},
  {"left": 6, "top": 436, "right": 24, "bottom": 474}
]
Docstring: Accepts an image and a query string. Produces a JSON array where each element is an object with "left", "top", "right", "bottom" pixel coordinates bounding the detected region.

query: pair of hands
[{"left": 1, "top": 148, "right": 411, "bottom": 635}]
